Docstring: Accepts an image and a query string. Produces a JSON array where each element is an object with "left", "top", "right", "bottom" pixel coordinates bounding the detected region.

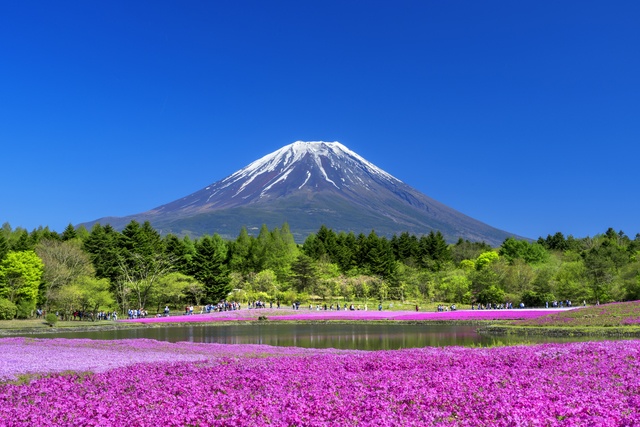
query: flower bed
[
  {"left": 1, "top": 338, "right": 639, "bottom": 426},
  {"left": 121, "top": 308, "right": 569, "bottom": 324}
]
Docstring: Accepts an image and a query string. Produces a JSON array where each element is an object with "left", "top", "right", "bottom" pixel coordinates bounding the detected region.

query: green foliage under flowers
[
  {"left": 44, "top": 313, "right": 58, "bottom": 326},
  {"left": 0, "top": 298, "right": 17, "bottom": 320}
]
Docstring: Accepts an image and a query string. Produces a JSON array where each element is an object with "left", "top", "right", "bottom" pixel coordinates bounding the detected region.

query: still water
[{"left": 30, "top": 323, "right": 622, "bottom": 350}]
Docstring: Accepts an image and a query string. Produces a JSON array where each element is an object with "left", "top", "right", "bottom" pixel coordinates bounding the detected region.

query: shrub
[
  {"left": 0, "top": 298, "right": 17, "bottom": 320},
  {"left": 16, "top": 300, "right": 35, "bottom": 319},
  {"left": 44, "top": 313, "right": 58, "bottom": 327}
]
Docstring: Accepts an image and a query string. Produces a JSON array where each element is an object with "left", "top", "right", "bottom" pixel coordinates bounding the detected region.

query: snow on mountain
[
  {"left": 219, "top": 140, "right": 397, "bottom": 194},
  {"left": 151, "top": 141, "right": 403, "bottom": 213}
]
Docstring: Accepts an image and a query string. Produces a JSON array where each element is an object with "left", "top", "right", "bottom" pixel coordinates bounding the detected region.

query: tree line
[{"left": 0, "top": 220, "right": 638, "bottom": 320}]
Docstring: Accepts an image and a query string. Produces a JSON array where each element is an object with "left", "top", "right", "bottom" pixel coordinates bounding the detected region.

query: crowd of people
[
  {"left": 546, "top": 300, "right": 574, "bottom": 308},
  {"left": 34, "top": 297, "right": 592, "bottom": 323},
  {"left": 470, "top": 302, "right": 516, "bottom": 310},
  {"left": 127, "top": 308, "right": 147, "bottom": 319}
]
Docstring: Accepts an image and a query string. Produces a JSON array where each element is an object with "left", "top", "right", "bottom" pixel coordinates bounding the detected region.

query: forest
[{"left": 0, "top": 220, "right": 639, "bottom": 320}]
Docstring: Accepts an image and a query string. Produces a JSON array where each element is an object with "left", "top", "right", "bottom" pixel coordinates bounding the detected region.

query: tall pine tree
[{"left": 191, "top": 234, "right": 230, "bottom": 303}]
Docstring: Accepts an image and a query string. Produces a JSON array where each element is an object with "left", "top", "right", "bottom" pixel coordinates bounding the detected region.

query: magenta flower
[{"left": 1, "top": 337, "right": 639, "bottom": 426}]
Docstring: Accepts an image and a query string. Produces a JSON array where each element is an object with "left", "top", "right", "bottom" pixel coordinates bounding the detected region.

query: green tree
[
  {"left": 302, "top": 233, "right": 325, "bottom": 260},
  {"left": 83, "top": 224, "right": 122, "bottom": 283},
  {"left": 476, "top": 285, "right": 505, "bottom": 306},
  {"left": 0, "top": 233, "right": 9, "bottom": 261},
  {"left": 61, "top": 224, "right": 78, "bottom": 241},
  {"left": 164, "top": 234, "right": 193, "bottom": 275},
  {"left": 291, "top": 254, "right": 318, "bottom": 293},
  {"left": 117, "top": 221, "right": 172, "bottom": 311},
  {"left": 365, "top": 232, "right": 396, "bottom": 279},
  {"left": 76, "top": 276, "right": 114, "bottom": 320},
  {"left": 555, "top": 260, "right": 589, "bottom": 302},
  {"left": 250, "top": 269, "right": 279, "bottom": 296},
  {"left": 583, "top": 245, "right": 621, "bottom": 302},
  {"left": 418, "top": 231, "right": 451, "bottom": 271},
  {"left": 500, "top": 259, "right": 535, "bottom": 295},
  {"left": 438, "top": 273, "right": 471, "bottom": 303},
  {"left": 191, "top": 234, "right": 230, "bottom": 303},
  {"left": 334, "top": 232, "right": 357, "bottom": 273},
  {"left": 391, "top": 232, "right": 419, "bottom": 265},
  {"left": 475, "top": 251, "right": 499, "bottom": 270},
  {"left": 531, "top": 267, "right": 556, "bottom": 299},
  {"left": 36, "top": 239, "right": 95, "bottom": 311},
  {"left": 0, "top": 251, "right": 44, "bottom": 305},
  {"left": 451, "top": 238, "right": 492, "bottom": 264},
  {"left": 541, "top": 232, "right": 569, "bottom": 251},
  {"left": 470, "top": 265, "right": 499, "bottom": 296},
  {"left": 228, "top": 227, "right": 253, "bottom": 274},
  {"left": 315, "top": 225, "right": 339, "bottom": 261},
  {"left": 263, "top": 224, "right": 298, "bottom": 282},
  {"left": 0, "top": 298, "right": 17, "bottom": 320},
  {"left": 12, "top": 229, "right": 32, "bottom": 251},
  {"left": 154, "top": 272, "right": 199, "bottom": 310}
]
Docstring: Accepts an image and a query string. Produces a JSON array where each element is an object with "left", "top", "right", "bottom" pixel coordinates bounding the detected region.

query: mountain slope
[{"left": 83, "top": 141, "right": 520, "bottom": 245}]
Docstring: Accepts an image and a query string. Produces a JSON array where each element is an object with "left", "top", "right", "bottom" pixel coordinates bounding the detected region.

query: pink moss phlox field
[
  {"left": 0, "top": 338, "right": 335, "bottom": 381},
  {"left": 1, "top": 338, "right": 640, "bottom": 426},
  {"left": 122, "top": 308, "right": 568, "bottom": 324}
]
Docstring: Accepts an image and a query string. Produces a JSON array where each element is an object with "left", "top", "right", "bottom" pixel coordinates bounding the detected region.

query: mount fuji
[{"left": 83, "top": 141, "right": 519, "bottom": 245}]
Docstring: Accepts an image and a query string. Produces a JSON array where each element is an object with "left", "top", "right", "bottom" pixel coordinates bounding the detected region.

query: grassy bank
[{"left": 480, "top": 300, "right": 640, "bottom": 337}]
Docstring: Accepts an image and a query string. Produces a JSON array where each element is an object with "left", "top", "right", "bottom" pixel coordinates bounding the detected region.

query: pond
[{"left": 29, "top": 323, "right": 625, "bottom": 350}]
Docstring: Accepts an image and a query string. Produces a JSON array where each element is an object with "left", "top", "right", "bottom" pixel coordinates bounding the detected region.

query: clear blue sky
[{"left": 1, "top": 1, "right": 638, "bottom": 240}]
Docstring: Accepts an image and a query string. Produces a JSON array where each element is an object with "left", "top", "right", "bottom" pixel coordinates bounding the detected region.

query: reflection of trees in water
[{"left": 30, "top": 323, "right": 621, "bottom": 350}]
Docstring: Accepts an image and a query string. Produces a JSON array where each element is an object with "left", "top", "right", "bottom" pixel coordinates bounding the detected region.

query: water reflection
[{"left": 29, "top": 323, "right": 625, "bottom": 350}]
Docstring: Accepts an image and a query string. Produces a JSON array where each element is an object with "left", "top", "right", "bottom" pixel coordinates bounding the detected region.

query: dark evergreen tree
[
  {"left": 392, "top": 232, "right": 419, "bottom": 264},
  {"left": 228, "top": 226, "right": 253, "bottom": 274},
  {"left": 354, "top": 233, "right": 369, "bottom": 268},
  {"left": 366, "top": 232, "right": 396, "bottom": 279},
  {"left": 121, "top": 221, "right": 164, "bottom": 260},
  {"left": 28, "top": 228, "right": 44, "bottom": 247},
  {"left": 334, "top": 232, "right": 357, "bottom": 273},
  {"left": 291, "top": 253, "right": 318, "bottom": 293},
  {"left": 61, "top": 223, "right": 78, "bottom": 241},
  {"left": 164, "top": 234, "right": 192, "bottom": 274},
  {"left": 302, "top": 233, "right": 326, "bottom": 260},
  {"left": 191, "top": 234, "right": 230, "bottom": 302},
  {"left": 83, "top": 224, "right": 122, "bottom": 282},
  {"left": 316, "top": 225, "right": 338, "bottom": 262},
  {"left": 12, "top": 230, "right": 32, "bottom": 251},
  {"left": 418, "top": 231, "right": 451, "bottom": 271},
  {"left": 0, "top": 233, "right": 8, "bottom": 261},
  {"left": 541, "top": 232, "right": 569, "bottom": 251}
]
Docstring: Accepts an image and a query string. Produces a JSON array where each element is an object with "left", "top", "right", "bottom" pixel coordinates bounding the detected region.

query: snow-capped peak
[{"left": 219, "top": 141, "right": 399, "bottom": 195}]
